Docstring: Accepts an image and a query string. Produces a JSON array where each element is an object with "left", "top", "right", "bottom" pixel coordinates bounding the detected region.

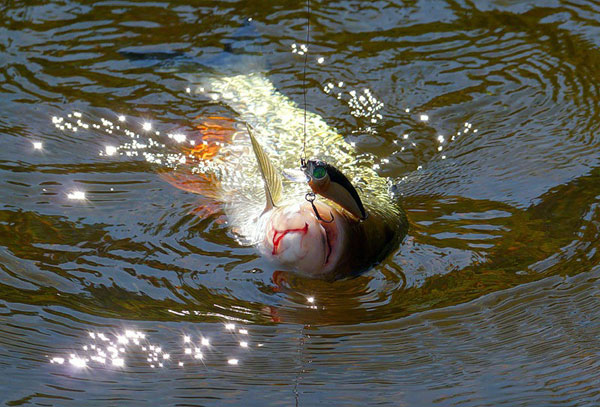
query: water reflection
[
  {"left": 48, "top": 325, "right": 263, "bottom": 371},
  {"left": 2, "top": 0, "right": 600, "bottom": 404}
]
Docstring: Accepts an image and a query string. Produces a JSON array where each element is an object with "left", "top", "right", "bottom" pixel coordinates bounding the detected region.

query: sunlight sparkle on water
[
  {"left": 69, "top": 355, "right": 87, "bottom": 368},
  {"left": 345, "top": 88, "right": 384, "bottom": 127},
  {"left": 307, "top": 296, "right": 315, "bottom": 304},
  {"left": 49, "top": 323, "right": 268, "bottom": 374},
  {"left": 420, "top": 114, "right": 429, "bottom": 122},
  {"left": 317, "top": 57, "right": 324, "bottom": 64},
  {"left": 143, "top": 122, "right": 152, "bottom": 131},
  {"left": 168, "top": 133, "right": 186, "bottom": 143},
  {"left": 67, "top": 191, "right": 86, "bottom": 200},
  {"left": 125, "top": 329, "right": 144, "bottom": 339},
  {"left": 32, "top": 141, "right": 43, "bottom": 150},
  {"left": 105, "top": 145, "right": 117, "bottom": 156},
  {"left": 292, "top": 43, "right": 308, "bottom": 55}
]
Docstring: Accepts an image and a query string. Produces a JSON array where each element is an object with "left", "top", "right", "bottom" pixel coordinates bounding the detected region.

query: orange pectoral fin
[
  {"left": 161, "top": 115, "right": 239, "bottom": 198},
  {"left": 186, "top": 115, "right": 239, "bottom": 161}
]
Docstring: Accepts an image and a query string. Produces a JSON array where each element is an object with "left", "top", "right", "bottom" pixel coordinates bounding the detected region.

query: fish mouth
[
  {"left": 271, "top": 222, "right": 309, "bottom": 256},
  {"left": 263, "top": 202, "right": 343, "bottom": 275},
  {"left": 268, "top": 219, "right": 334, "bottom": 268},
  {"left": 321, "top": 220, "right": 336, "bottom": 267}
]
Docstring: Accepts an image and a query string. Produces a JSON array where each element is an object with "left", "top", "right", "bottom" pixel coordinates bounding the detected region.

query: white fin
[{"left": 246, "top": 123, "right": 283, "bottom": 212}]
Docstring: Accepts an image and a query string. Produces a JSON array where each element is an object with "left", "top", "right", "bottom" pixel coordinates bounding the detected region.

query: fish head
[{"left": 260, "top": 200, "right": 347, "bottom": 277}]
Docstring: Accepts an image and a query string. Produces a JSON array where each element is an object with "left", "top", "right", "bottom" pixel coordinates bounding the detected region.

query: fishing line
[
  {"left": 301, "top": 0, "right": 310, "bottom": 165},
  {"left": 299, "top": 0, "right": 337, "bottom": 224},
  {"left": 294, "top": 7, "right": 313, "bottom": 406}
]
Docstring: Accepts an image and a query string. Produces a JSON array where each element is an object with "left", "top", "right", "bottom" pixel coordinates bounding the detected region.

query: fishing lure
[{"left": 302, "top": 158, "right": 368, "bottom": 221}]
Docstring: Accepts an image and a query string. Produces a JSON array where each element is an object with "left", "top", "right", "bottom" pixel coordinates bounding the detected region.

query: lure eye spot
[{"left": 313, "top": 166, "right": 327, "bottom": 179}]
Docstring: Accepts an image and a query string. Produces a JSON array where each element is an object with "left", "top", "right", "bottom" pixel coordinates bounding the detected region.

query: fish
[{"left": 120, "top": 22, "right": 409, "bottom": 280}]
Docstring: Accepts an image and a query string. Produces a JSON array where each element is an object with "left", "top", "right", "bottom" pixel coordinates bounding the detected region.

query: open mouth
[
  {"left": 269, "top": 219, "right": 335, "bottom": 268},
  {"left": 324, "top": 226, "right": 332, "bottom": 264},
  {"left": 271, "top": 222, "right": 308, "bottom": 255},
  {"left": 321, "top": 221, "right": 336, "bottom": 266}
]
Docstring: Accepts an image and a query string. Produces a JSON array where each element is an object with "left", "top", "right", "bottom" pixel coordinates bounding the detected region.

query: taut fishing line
[
  {"left": 301, "top": 0, "right": 310, "bottom": 165},
  {"left": 294, "top": 4, "right": 313, "bottom": 407},
  {"left": 299, "top": 0, "right": 333, "bottom": 224}
]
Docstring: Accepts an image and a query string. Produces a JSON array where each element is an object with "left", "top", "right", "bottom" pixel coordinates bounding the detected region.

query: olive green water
[{"left": 1, "top": 0, "right": 600, "bottom": 405}]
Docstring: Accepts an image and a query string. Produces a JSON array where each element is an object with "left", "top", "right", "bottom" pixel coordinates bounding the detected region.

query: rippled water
[{"left": 2, "top": 0, "right": 600, "bottom": 405}]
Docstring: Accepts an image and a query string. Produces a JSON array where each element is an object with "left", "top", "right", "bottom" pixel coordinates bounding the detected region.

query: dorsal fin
[{"left": 245, "top": 123, "right": 282, "bottom": 212}]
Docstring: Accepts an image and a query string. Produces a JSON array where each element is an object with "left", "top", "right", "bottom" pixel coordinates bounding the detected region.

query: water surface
[{"left": 1, "top": 0, "right": 600, "bottom": 405}]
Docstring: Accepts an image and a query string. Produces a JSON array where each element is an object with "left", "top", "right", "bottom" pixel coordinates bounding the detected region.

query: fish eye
[{"left": 313, "top": 166, "right": 327, "bottom": 179}]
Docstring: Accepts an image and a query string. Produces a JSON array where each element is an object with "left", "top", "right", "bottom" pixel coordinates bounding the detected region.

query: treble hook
[{"left": 305, "top": 192, "right": 334, "bottom": 223}]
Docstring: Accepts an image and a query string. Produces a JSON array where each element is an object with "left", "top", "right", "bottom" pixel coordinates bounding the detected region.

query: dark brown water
[{"left": 2, "top": 0, "right": 600, "bottom": 405}]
